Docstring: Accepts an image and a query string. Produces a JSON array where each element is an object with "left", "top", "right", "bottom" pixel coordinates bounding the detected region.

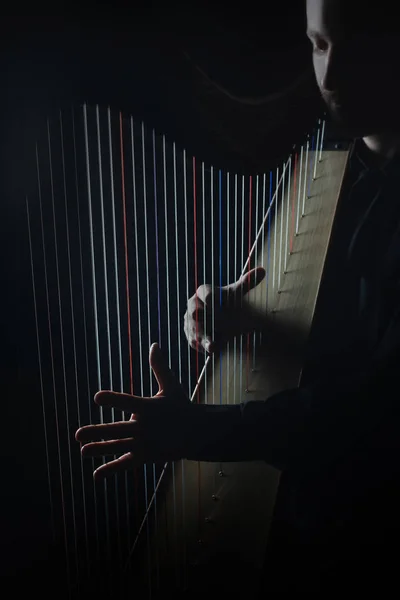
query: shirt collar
[{"left": 352, "top": 137, "right": 400, "bottom": 178}]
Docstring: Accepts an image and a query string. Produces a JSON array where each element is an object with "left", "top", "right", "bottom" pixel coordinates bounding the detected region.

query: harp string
[
  {"left": 218, "top": 169, "right": 224, "bottom": 478},
  {"left": 60, "top": 110, "right": 90, "bottom": 589},
  {"left": 202, "top": 162, "right": 208, "bottom": 405},
  {"left": 193, "top": 156, "right": 199, "bottom": 392},
  {"left": 302, "top": 138, "right": 310, "bottom": 217},
  {"left": 26, "top": 195, "right": 56, "bottom": 546},
  {"left": 34, "top": 134, "right": 71, "bottom": 597},
  {"left": 285, "top": 156, "right": 291, "bottom": 273},
  {"left": 291, "top": 153, "right": 298, "bottom": 252},
  {"left": 278, "top": 162, "right": 285, "bottom": 292},
  {"left": 308, "top": 135, "right": 315, "bottom": 199},
  {"left": 233, "top": 174, "right": 238, "bottom": 404},
  {"left": 151, "top": 127, "right": 161, "bottom": 589},
  {"left": 273, "top": 166, "right": 279, "bottom": 292},
  {"left": 314, "top": 120, "right": 321, "bottom": 180},
  {"left": 240, "top": 176, "right": 245, "bottom": 392},
  {"left": 245, "top": 175, "right": 252, "bottom": 391},
  {"left": 96, "top": 105, "right": 118, "bottom": 571},
  {"left": 219, "top": 169, "right": 224, "bottom": 402},
  {"left": 129, "top": 114, "right": 143, "bottom": 540},
  {"left": 83, "top": 105, "right": 113, "bottom": 574},
  {"left": 211, "top": 166, "right": 215, "bottom": 406},
  {"left": 319, "top": 119, "right": 326, "bottom": 161},
  {"left": 297, "top": 146, "right": 304, "bottom": 225},
  {"left": 194, "top": 157, "right": 203, "bottom": 537},
  {"left": 267, "top": 171, "right": 273, "bottom": 313},
  {"left": 260, "top": 173, "right": 267, "bottom": 348},
  {"left": 172, "top": 140, "right": 187, "bottom": 589},
  {"left": 49, "top": 117, "right": 81, "bottom": 578},
  {"left": 226, "top": 172, "right": 231, "bottom": 399},
  {"left": 72, "top": 108, "right": 99, "bottom": 570},
  {"left": 108, "top": 107, "right": 127, "bottom": 568},
  {"left": 253, "top": 174, "right": 260, "bottom": 370},
  {"left": 139, "top": 119, "right": 154, "bottom": 596},
  {"left": 162, "top": 134, "right": 179, "bottom": 588},
  {"left": 153, "top": 130, "right": 162, "bottom": 345},
  {"left": 35, "top": 132, "right": 72, "bottom": 593}
]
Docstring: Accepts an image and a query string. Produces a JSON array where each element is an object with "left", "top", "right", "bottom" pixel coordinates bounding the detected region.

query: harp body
[{"left": 19, "top": 102, "right": 349, "bottom": 598}]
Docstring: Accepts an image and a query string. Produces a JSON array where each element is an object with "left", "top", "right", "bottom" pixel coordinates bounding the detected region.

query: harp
[{"left": 17, "top": 101, "right": 350, "bottom": 599}]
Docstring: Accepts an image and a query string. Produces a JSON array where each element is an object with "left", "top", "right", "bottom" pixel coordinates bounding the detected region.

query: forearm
[
  {"left": 185, "top": 344, "right": 400, "bottom": 470},
  {"left": 185, "top": 392, "right": 311, "bottom": 469}
]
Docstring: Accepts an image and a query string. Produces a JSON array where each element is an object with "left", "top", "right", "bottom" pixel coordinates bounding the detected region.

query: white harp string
[
  {"left": 284, "top": 156, "right": 291, "bottom": 272},
  {"left": 240, "top": 175, "right": 245, "bottom": 392},
  {"left": 95, "top": 106, "right": 120, "bottom": 569},
  {"left": 83, "top": 105, "right": 111, "bottom": 565},
  {"left": 260, "top": 173, "right": 267, "bottom": 347},
  {"left": 48, "top": 118, "right": 80, "bottom": 575},
  {"left": 227, "top": 172, "right": 231, "bottom": 399},
  {"left": 234, "top": 174, "right": 238, "bottom": 404},
  {"left": 253, "top": 174, "right": 259, "bottom": 371},
  {"left": 37, "top": 132, "right": 72, "bottom": 594},
  {"left": 297, "top": 145, "right": 304, "bottom": 218},
  {"left": 72, "top": 109, "right": 100, "bottom": 563},
  {"left": 278, "top": 161, "right": 285, "bottom": 292},
  {"left": 26, "top": 195, "right": 56, "bottom": 545},
  {"left": 60, "top": 110, "right": 89, "bottom": 582},
  {"left": 162, "top": 134, "right": 179, "bottom": 588},
  {"left": 140, "top": 120, "right": 154, "bottom": 598},
  {"left": 109, "top": 108, "right": 129, "bottom": 562},
  {"left": 313, "top": 120, "right": 321, "bottom": 180},
  {"left": 302, "top": 138, "right": 310, "bottom": 218},
  {"left": 211, "top": 165, "right": 216, "bottom": 405},
  {"left": 319, "top": 119, "right": 326, "bottom": 161}
]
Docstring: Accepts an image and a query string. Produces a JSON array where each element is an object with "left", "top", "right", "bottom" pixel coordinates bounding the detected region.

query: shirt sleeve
[{"left": 185, "top": 342, "right": 400, "bottom": 471}]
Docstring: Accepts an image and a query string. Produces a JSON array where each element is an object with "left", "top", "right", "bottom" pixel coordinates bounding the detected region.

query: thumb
[
  {"left": 149, "top": 342, "right": 179, "bottom": 396},
  {"left": 232, "top": 266, "right": 266, "bottom": 297}
]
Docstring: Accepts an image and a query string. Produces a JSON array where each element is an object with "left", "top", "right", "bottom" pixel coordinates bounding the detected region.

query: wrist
[
  {"left": 238, "top": 302, "right": 270, "bottom": 336},
  {"left": 184, "top": 402, "right": 243, "bottom": 462}
]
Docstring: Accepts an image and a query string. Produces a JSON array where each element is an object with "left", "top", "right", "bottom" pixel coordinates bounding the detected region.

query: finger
[
  {"left": 81, "top": 438, "right": 135, "bottom": 458},
  {"left": 75, "top": 420, "right": 138, "bottom": 443},
  {"left": 195, "top": 284, "right": 213, "bottom": 305},
  {"left": 190, "top": 338, "right": 204, "bottom": 354},
  {"left": 93, "top": 451, "right": 170, "bottom": 481},
  {"left": 201, "top": 336, "right": 216, "bottom": 354},
  {"left": 94, "top": 391, "right": 151, "bottom": 414},
  {"left": 149, "top": 343, "right": 180, "bottom": 394},
  {"left": 185, "top": 310, "right": 206, "bottom": 336},
  {"left": 94, "top": 453, "right": 135, "bottom": 481},
  {"left": 234, "top": 266, "right": 266, "bottom": 297},
  {"left": 188, "top": 306, "right": 206, "bottom": 327}
]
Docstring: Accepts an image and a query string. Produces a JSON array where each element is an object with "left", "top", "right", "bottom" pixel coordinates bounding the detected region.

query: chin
[{"left": 327, "top": 105, "right": 380, "bottom": 138}]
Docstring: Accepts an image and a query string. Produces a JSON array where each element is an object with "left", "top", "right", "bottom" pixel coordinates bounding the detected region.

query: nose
[
  {"left": 320, "top": 46, "right": 348, "bottom": 94},
  {"left": 321, "top": 50, "right": 340, "bottom": 93}
]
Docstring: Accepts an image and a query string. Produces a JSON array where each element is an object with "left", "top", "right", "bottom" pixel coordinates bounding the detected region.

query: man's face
[{"left": 306, "top": 0, "right": 400, "bottom": 137}]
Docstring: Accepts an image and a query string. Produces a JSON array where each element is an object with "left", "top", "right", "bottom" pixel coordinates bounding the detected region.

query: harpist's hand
[
  {"left": 76, "top": 343, "right": 194, "bottom": 481},
  {"left": 184, "top": 266, "right": 266, "bottom": 354}
]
